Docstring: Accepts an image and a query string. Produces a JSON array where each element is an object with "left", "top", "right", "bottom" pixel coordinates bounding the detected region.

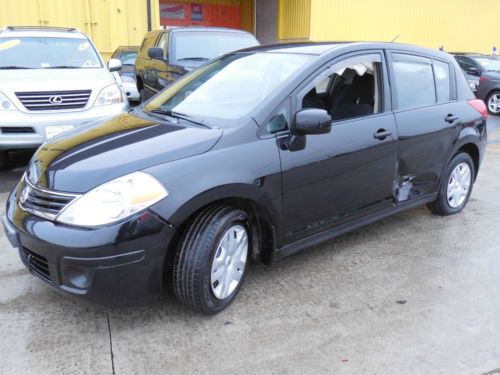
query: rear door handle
[
  {"left": 445, "top": 114, "right": 459, "bottom": 123},
  {"left": 373, "top": 129, "right": 392, "bottom": 140}
]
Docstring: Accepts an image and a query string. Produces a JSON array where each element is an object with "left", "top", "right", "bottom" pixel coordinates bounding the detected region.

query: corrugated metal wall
[
  {"left": 309, "top": 0, "right": 499, "bottom": 54},
  {"left": 0, "top": 0, "right": 161, "bottom": 60},
  {"left": 277, "top": 0, "right": 310, "bottom": 41}
]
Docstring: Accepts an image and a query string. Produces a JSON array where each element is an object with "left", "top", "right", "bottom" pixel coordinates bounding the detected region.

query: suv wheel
[
  {"left": 0, "top": 151, "right": 9, "bottom": 170},
  {"left": 427, "top": 152, "right": 474, "bottom": 215},
  {"left": 173, "top": 205, "right": 250, "bottom": 314},
  {"left": 486, "top": 91, "right": 500, "bottom": 115}
]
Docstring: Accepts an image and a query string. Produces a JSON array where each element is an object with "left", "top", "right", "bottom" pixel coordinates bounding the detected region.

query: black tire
[
  {"left": 486, "top": 90, "right": 500, "bottom": 115},
  {"left": 173, "top": 205, "right": 250, "bottom": 314},
  {"left": 0, "top": 151, "right": 9, "bottom": 170},
  {"left": 427, "top": 152, "right": 475, "bottom": 215}
]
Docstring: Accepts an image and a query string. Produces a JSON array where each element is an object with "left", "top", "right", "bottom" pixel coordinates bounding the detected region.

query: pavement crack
[{"left": 106, "top": 313, "right": 116, "bottom": 375}]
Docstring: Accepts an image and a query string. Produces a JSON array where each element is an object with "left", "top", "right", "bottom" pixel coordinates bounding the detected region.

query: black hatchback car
[{"left": 2, "top": 42, "right": 487, "bottom": 314}]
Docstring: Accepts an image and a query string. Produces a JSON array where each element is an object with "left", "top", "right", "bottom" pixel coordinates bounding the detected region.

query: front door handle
[
  {"left": 445, "top": 114, "right": 459, "bottom": 123},
  {"left": 373, "top": 129, "right": 392, "bottom": 140}
]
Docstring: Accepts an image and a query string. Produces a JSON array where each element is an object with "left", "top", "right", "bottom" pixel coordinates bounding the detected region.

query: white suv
[{"left": 0, "top": 26, "right": 129, "bottom": 167}]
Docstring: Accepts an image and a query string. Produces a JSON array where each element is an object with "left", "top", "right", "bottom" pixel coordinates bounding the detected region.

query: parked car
[
  {"left": 0, "top": 26, "right": 128, "bottom": 168},
  {"left": 110, "top": 45, "right": 140, "bottom": 102},
  {"left": 135, "top": 26, "right": 259, "bottom": 101},
  {"left": 450, "top": 52, "right": 486, "bottom": 93},
  {"left": 3, "top": 42, "right": 487, "bottom": 314}
]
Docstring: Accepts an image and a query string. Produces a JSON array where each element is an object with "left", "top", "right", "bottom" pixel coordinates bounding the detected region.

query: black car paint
[
  {"left": 3, "top": 42, "right": 487, "bottom": 305},
  {"left": 476, "top": 71, "right": 500, "bottom": 103}
]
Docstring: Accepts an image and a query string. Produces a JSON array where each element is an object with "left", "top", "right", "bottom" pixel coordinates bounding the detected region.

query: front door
[{"left": 279, "top": 52, "right": 398, "bottom": 244}]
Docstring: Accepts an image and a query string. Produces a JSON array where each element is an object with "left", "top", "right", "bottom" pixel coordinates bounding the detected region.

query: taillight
[
  {"left": 479, "top": 75, "right": 490, "bottom": 83},
  {"left": 468, "top": 99, "right": 487, "bottom": 119}
]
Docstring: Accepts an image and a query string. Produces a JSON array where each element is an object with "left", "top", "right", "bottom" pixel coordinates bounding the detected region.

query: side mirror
[
  {"left": 466, "top": 66, "right": 480, "bottom": 76},
  {"left": 108, "top": 58, "right": 122, "bottom": 72},
  {"left": 294, "top": 108, "right": 332, "bottom": 135},
  {"left": 148, "top": 47, "right": 165, "bottom": 61}
]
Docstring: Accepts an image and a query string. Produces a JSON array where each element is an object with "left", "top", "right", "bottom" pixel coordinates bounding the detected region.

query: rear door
[{"left": 388, "top": 52, "right": 463, "bottom": 201}]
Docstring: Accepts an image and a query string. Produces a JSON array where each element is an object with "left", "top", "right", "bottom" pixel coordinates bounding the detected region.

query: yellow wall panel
[
  {"left": 278, "top": 0, "right": 311, "bottom": 41},
  {"left": 309, "top": 0, "right": 498, "bottom": 55},
  {"left": 0, "top": 0, "right": 160, "bottom": 60}
]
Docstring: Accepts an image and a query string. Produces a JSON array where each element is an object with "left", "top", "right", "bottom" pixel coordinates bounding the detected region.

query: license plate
[{"left": 46, "top": 125, "right": 74, "bottom": 140}]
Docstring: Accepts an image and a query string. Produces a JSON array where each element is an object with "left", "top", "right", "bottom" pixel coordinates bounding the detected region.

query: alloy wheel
[
  {"left": 446, "top": 162, "right": 471, "bottom": 208},
  {"left": 210, "top": 224, "right": 248, "bottom": 300},
  {"left": 488, "top": 93, "right": 500, "bottom": 114}
]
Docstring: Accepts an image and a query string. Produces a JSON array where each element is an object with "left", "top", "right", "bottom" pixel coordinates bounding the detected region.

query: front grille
[
  {"left": 0, "top": 126, "right": 35, "bottom": 134},
  {"left": 15, "top": 90, "right": 92, "bottom": 111},
  {"left": 21, "top": 247, "right": 52, "bottom": 283},
  {"left": 19, "top": 177, "right": 80, "bottom": 220}
]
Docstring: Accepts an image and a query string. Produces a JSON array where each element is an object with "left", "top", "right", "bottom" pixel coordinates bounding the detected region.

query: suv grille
[
  {"left": 21, "top": 247, "right": 52, "bottom": 283},
  {"left": 19, "top": 177, "right": 80, "bottom": 220},
  {"left": 15, "top": 90, "right": 92, "bottom": 111}
]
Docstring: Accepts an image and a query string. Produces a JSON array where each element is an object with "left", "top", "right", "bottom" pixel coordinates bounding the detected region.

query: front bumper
[
  {"left": 2, "top": 189, "right": 176, "bottom": 306},
  {"left": 0, "top": 102, "right": 129, "bottom": 150}
]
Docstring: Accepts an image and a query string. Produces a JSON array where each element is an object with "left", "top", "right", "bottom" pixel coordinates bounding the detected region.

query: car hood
[
  {"left": 26, "top": 112, "right": 223, "bottom": 193},
  {"left": 0, "top": 68, "right": 115, "bottom": 96}
]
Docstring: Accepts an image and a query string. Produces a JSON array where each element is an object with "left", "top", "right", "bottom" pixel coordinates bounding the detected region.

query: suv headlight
[
  {"left": 0, "top": 91, "right": 17, "bottom": 111},
  {"left": 56, "top": 172, "right": 168, "bottom": 227},
  {"left": 93, "top": 84, "right": 123, "bottom": 106}
]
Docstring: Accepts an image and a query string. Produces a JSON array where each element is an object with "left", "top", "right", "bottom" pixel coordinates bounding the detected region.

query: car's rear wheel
[
  {"left": 0, "top": 151, "right": 9, "bottom": 170},
  {"left": 173, "top": 205, "right": 250, "bottom": 314},
  {"left": 486, "top": 91, "right": 500, "bottom": 115},
  {"left": 427, "top": 152, "right": 474, "bottom": 215}
]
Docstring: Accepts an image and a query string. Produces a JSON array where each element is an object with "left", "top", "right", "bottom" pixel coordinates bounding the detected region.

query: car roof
[
  {"left": 238, "top": 41, "right": 450, "bottom": 59},
  {"left": 116, "top": 46, "right": 140, "bottom": 51},
  {"left": 0, "top": 26, "right": 87, "bottom": 39},
  {"left": 143, "top": 26, "right": 254, "bottom": 39}
]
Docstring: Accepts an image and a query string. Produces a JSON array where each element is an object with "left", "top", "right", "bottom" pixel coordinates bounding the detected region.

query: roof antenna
[{"left": 390, "top": 34, "right": 400, "bottom": 43}]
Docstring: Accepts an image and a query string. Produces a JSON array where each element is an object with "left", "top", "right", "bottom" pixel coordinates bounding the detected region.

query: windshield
[
  {"left": 474, "top": 57, "right": 500, "bottom": 71},
  {"left": 0, "top": 37, "right": 102, "bottom": 69},
  {"left": 145, "top": 52, "right": 312, "bottom": 120},
  {"left": 170, "top": 31, "right": 259, "bottom": 63},
  {"left": 119, "top": 51, "right": 137, "bottom": 65}
]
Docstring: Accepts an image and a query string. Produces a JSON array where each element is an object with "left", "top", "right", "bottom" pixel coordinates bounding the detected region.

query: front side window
[
  {"left": 156, "top": 33, "right": 168, "bottom": 59},
  {"left": 170, "top": 31, "right": 259, "bottom": 64},
  {"left": 0, "top": 37, "right": 102, "bottom": 69},
  {"left": 145, "top": 52, "right": 312, "bottom": 121},
  {"left": 301, "top": 54, "right": 382, "bottom": 121},
  {"left": 392, "top": 54, "right": 435, "bottom": 110}
]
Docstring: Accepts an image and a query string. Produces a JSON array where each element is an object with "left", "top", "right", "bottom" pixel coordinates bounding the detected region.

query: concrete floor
[{"left": 1, "top": 118, "right": 500, "bottom": 375}]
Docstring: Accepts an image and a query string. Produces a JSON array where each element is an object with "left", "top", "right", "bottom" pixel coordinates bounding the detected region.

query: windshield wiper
[
  {"left": 145, "top": 108, "right": 212, "bottom": 129},
  {"left": 176, "top": 57, "right": 210, "bottom": 61},
  {"left": 0, "top": 66, "right": 34, "bottom": 69}
]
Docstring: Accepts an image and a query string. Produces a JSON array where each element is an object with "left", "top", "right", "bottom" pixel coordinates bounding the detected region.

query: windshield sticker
[
  {"left": 78, "top": 42, "right": 90, "bottom": 51},
  {"left": 41, "top": 62, "right": 51, "bottom": 68},
  {"left": 82, "top": 59, "right": 99, "bottom": 67},
  {"left": 0, "top": 39, "right": 21, "bottom": 51}
]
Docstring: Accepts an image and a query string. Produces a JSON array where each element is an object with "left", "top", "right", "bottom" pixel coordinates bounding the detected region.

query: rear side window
[
  {"left": 392, "top": 54, "right": 435, "bottom": 110},
  {"left": 434, "top": 60, "right": 450, "bottom": 102},
  {"left": 391, "top": 54, "right": 452, "bottom": 110}
]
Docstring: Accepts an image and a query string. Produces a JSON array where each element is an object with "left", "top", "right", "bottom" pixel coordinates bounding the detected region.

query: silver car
[{"left": 0, "top": 26, "right": 129, "bottom": 167}]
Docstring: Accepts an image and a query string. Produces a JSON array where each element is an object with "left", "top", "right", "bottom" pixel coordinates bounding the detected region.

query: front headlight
[
  {"left": 56, "top": 172, "right": 168, "bottom": 227},
  {"left": 93, "top": 84, "right": 123, "bottom": 106},
  {"left": 0, "top": 91, "right": 17, "bottom": 111}
]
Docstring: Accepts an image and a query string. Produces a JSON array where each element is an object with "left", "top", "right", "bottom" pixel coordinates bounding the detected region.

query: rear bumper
[
  {"left": 3, "top": 189, "right": 176, "bottom": 306},
  {"left": 0, "top": 102, "right": 129, "bottom": 150}
]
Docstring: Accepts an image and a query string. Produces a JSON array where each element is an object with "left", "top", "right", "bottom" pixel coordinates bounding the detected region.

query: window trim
[
  {"left": 386, "top": 50, "right": 457, "bottom": 113},
  {"left": 292, "top": 50, "right": 390, "bottom": 128}
]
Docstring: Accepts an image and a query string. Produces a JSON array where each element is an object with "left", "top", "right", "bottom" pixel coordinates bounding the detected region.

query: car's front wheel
[
  {"left": 486, "top": 91, "right": 500, "bottom": 115},
  {"left": 173, "top": 205, "right": 250, "bottom": 314},
  {"left": 427, "top": 152, "right": 475, "bottom": 215}
]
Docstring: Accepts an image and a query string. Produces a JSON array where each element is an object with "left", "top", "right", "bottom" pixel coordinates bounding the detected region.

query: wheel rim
[
  {"left": 488, "top": 94, "right": 500, "bottom": 113},
  {"left": 210, "top": 225, "right": 248, "bottom": 300},
  {"left": 447, "top": 162, "right": 471, "bottom": 208}
]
